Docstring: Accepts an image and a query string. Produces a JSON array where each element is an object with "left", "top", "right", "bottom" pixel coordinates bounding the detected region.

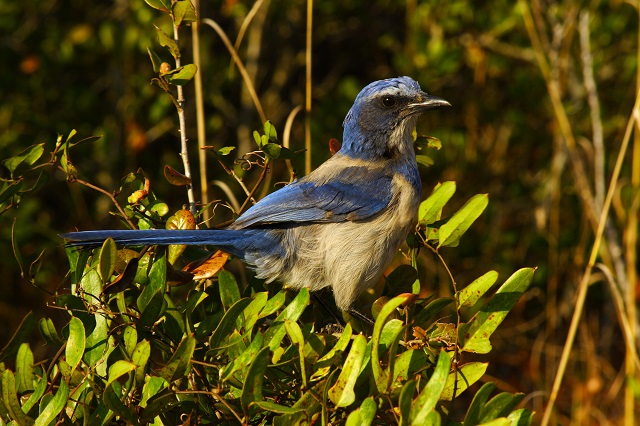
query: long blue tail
[{"left": 60, "top": 229, "right": 276, "bottom": 260}]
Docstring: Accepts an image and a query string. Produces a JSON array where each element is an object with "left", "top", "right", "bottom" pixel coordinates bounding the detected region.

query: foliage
[{"left": 0, "top": 136, "right": 534, "bottom": 422}]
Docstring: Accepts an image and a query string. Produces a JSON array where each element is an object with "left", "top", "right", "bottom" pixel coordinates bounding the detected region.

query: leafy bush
[{"left": 0, "top": 130, "right": 534, "bottom": 423}]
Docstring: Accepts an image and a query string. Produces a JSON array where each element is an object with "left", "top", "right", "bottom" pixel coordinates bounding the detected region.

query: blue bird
[{"left": 61, "top": 76, "right": 449, "bottom": 320}]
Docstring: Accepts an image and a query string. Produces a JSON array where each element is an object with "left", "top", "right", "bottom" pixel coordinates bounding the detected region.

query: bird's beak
[{"left": 409, "top": 93, "right": 451, "bottom": 111}]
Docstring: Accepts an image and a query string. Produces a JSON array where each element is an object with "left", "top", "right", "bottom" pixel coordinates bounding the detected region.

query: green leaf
[
  {"left": 221, "top": 332, "right": 265, "bottom": 382},
  {"left": 310, "top": 323, "right": 352, "bottom": 381},
  {"left": 371, "top": 294, "right": 414, "bottom": 393},
  {"left": 106, "top": 360, "right": 137, "bottom": 388},
  {"left": 154, "top": 24, "right": 180, "bottom": 60},
  {"left": 138, "top": 249, "right": 167, "bottom": 312},
  {"left": 260, "top": 290, "right": 287, "bottom": 318},
  {"left": 463, "top": 382, "right": 496, "bottom": 426},
  {"left": 140, "top": 376, "right": 167, "bottom": 408},
  {"left": 15, "top": 343, "right": 34, "bottom": 394},
  {"left": 0, "top": 180, "right": 23, "bottom": 205},
  {"left": 480, "top": 392, "right": 525, "bottom": 423},
  {"left": 240, "top": 346, "right": 270, "bottom": 415},
  {"left": 37, "top": 318, "right": 61, "bottom": 348},
  {"left": 507, "top": 408, "right": 534, "bottom": 425},
  {"left": 328, "top": 334, "right": 367, "bottom": 407},
  {"left": 392, "top": 349, "right": 428, "bottom": 385},
  {"left": 441, "top": 362, "right": 488, "bottom": 400},
  {"left": 262, "top": 142, "right": 282, "bottom": 160},
  {"left": 163, "top": 64, "right": 197, "bottom": 85},
  {"left": 131, "top": 340, "right": 151, "bottom": 384},
  {"left": 217, "top": 146, "right": 236, "bottom": 156},
  {"left": 284, "top": 320, "right": 307, "bottom": 387},
  {"left": 264, "top": 289, "right": 310, "bottom": 352},
  {"left": 147, "top": 47, "right": 163, "bottom": 73},
  {"left": 123, "top": 326, "right": 137, "bottom": 357},
  {"left": 419, "top": 181, "right": 456, "bottom": 226},
  {"left": 2, "top": 143, "right": 44, "bottom": 177},
  {"left": 98, "top": 238, "right": 117, "bottom": 283},
  {"left": 158, "top": 334, "right": 196, "bottom": 383},
  {"left": 103, "top": 383, "right": 138, "bottom": 425},
  {"left": 410, "top": 350, "right": 451, "bottom": 423},
  {"left": 173, "top": 0, "right": 197, "bottom": 26},
  {"left": 139, "top": 390, "right": 180, "bottom": 423},
  {"left": 21, "top": 371, "right": 47, "bottom": 414},
  {"left": 2, "top": 369, "right": 35, "bottom": 425},
  {"left": 461, "top": 268, "right": 535, "bottom": 353},
  {"left": 208, "top": 298, "right": 253, "bottom": 348},
  {"left": 264, "top": 120, "right": 278, "bottom": 141},
  {"left": 398, "top": 380, "right": 416, "bottom": 425},
  {"left": 458, "top": 270, "right": 499, "bottom": 308},
  {"left": 0, "top": 311, "right": 36, "bottom": 362},
  {"left": 144, "top": 0, "right": 171, "bottom": 11},
  {"left": 83, "top": 314, "right": 109, "bottom": 371},
  {"left": 253, "top": 401, "right": 305, "bottom": 414},
  {"left": 34, "top": 379, "right": 69, "bottom": 426},
  {"left": 345, "top": 397, "right": 377, "bottom": 426},
  {"left": 65, "top": 317, "right": 86, "bottom": 374},
  {"left": 415, "top": 154, "right": 435, "bottom": 168},
  {"left": 218, "top": 270, "right": 240, "bottom": 310},
  {"left": 438, "top": 193, "right": 488, "bottom": 248}
]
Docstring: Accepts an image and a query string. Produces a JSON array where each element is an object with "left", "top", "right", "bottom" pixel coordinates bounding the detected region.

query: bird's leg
[{"left": 346, "top": 307, "right": 375, "bottom": 325}]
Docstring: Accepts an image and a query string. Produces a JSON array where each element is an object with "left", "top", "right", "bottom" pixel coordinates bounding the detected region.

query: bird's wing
[{"left": 232, "top": 165, "right": 394, "bottom": 229}]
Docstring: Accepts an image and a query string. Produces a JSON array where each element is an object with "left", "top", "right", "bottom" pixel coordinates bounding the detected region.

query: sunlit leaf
[
  {"left": 173, "top": 0, "right": 197, "bottom": 26},
  {"left": 441, "top": 362, "right": 488, "bottom": 400},
  {"left": 458, "top": 270, "right": 499, "bottom": 308},
  {"left": 419, "top": 181, "right": 456, "bottom": 226},
  {"left": 410, "top": 350, "right": 450, "bottom": 423},
  {"left": 328, "top": 334, "right": 366, "bottom": 407},
  {"left": 438, "top": 193, "right": 488, "bottom": 248},
  {"left": 241, "top": 346, "right": 270, "bottom": 415},
  {"left": 163, "top": 64, "right": 197, "bottom": 85},
  {"left": 15, "top": 343, "right": 34, "bottom": 394},
  {"left": 144, "top": 0, "right": 171, "bottom": 12},
  {"left": 154, "top": 24, "right": 180, "bottom": 59},
  {"left": 158, "top": 334, "right": 196, "bottom": 383},
  {"left": 2, "top": 143, "right": 44, "bottom": 177},
  {"left": 66, "top": 317, "right": 86, "bottom": 374},
  {"left": 461, "top": 268, "right": 535, "bottom": 353}
]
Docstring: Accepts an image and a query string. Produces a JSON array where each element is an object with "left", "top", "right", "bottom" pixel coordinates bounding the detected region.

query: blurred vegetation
[{"left": 1, "top": 0, "right": 639, "bottom": 424}]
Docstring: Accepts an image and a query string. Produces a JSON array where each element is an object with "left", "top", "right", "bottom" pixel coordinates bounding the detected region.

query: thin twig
[
  {"left": 237, "top": 161, "right": 270, "bottom": 214},
  {"left": 201, "top": 18, "right": 266, "bottom": 123},
  {"left": 191, "top": 2, "right": 209, "bottom": 223},
  {"left": 579, "top": 11, "right": 605, "bottom": 209},
  {"left": 172, "top": 23, "right": 197, "bottom": 216},
  {"left": 69, "top": 177, "right": 136, "bottom": 229},
  {"left": 305, "top": 0, "right": 313, "bottom": 175}
]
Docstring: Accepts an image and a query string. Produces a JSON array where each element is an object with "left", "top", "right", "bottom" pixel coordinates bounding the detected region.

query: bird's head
[{"left": 341, "top": 76, "right": 449, "bottom": 160}]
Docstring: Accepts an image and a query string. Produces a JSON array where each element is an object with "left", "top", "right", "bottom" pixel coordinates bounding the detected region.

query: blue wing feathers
[{"left": 232, "top": 165, "right": 394, "bottom": 228}]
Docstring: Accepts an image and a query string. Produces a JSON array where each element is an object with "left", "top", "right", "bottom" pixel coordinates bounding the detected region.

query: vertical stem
[
  {"left": 173, "top": 24, "right": 197, "bottom": 216},
  {"left": 305, "top": 0, "right": 313, "bottom": 175},
  {"left": 624, "top": 9, "right": 640, "bottom": 426},
  {"left": 192, "top": 1, "right": 209, "bottom": 223}
]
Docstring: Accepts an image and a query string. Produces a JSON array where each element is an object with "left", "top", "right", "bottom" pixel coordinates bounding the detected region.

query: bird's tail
[{"left": 60, "top": 229, "right": 274, "bottom": 260}]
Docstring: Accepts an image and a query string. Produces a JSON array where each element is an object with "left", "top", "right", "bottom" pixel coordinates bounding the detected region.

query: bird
[{"left": 61, "top": 76, "right": 450, "bottom": 321}]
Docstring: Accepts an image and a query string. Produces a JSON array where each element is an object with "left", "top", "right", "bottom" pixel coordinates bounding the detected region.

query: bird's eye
[{"left": 381, "top": 96, "right": 396, "bottom": 108}]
